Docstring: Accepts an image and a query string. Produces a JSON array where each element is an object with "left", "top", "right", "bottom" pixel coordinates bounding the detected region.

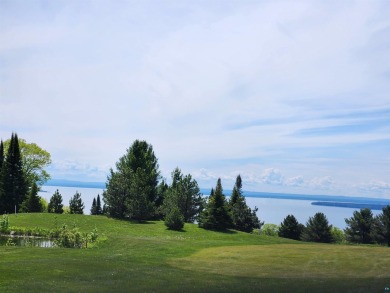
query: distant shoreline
[{"left": 45, "top": 179, "right": 390, "bottom": 210}]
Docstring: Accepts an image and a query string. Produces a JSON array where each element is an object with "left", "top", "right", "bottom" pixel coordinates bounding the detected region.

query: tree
[
  {"left": 229, "top": 175, "right": 262, "bottom": 233},
  {"left": 20, "top": 182, "right": 42, "bottom": 213},
  {"left": 162, "top": 168, "right": 204, "bottom": 223},
  {"left": 373, "top": 205, "right": 390, "bottom": 247},
  {"left": 0, "top": 133, "right": 28, "bottom": 213},
  {"left": 278, "top": 214, "right": 304, "bottom": 240},
  {"left": 48, "top": 189, "right": 64, "bottom": 214},
  {"left": 164, "top": 206, "right": 184, "bottom": 230},
  {"left": 69, "top": 192, "right": 84, "bottom": 214},
  {"left": 198, "top": 178, "right": 232, "bottom": 230},
  {"left": 90, "top": 198, "right": 97, "bottom": 215},
  {"left": 3, "top": 138, "right": 51, "bottom": 188},
  {"left": 96, "top": 194, "right": 102, "bottom": 215},
  {"left": 344, "top": 208, "right": 375, "bottom": 244},
  {"left": 0, "top": 140, "right": 4, "bottom": 171},
  {"left": 103, "top": 140, "right": 160, "bottom": 221},
  {"left": 301, "top": 212, "right": 333, "bottom": 243}
]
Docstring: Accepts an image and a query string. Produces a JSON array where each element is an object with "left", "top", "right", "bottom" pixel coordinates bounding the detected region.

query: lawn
[{"left": 0, "top": 213, "right": 389, "bottom": 292}]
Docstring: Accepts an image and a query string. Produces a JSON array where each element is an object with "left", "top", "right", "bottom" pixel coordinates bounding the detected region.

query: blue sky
[{"left": 1, "top": 0, "right": 389, "bottom": 198}]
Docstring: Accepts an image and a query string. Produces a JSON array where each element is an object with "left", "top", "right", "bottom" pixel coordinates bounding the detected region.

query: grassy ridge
[{"left": 0, "top": 213, "right": 389, "bottom": 292}]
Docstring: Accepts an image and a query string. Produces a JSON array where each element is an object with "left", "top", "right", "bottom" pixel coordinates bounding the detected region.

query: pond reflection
[{"left": 0, "top": 236, "right": 55, "bottom": 247}]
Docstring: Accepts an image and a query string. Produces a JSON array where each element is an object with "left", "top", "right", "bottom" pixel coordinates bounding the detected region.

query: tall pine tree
[
  {"left": 90, "top": 198, "right": 97, "bottom": 215},
  {"left": 20, "top": 182, "right": 42, "bottom": 212},
  {"left": 48, "top": 189, "right": 64, "bottom": 214},
  {"left": 0, "top": 140, "right": 4, "bottom": 211},
  {"left": 229, "top": 175, "right": 262, "bottom": 233},
  {"left": 96, "top": 194, "right": 102, "bottom": 215},
  {"left": 199, "top": 178, "right": 232, "bottom": 230},
  {"left": 1, "top": 133, "right": 27, "bottom": 213}
]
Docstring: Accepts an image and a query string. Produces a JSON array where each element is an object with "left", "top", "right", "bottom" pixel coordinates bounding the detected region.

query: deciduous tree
[{"left": 3, "top": 138, "right": 51, "bottom": 188}]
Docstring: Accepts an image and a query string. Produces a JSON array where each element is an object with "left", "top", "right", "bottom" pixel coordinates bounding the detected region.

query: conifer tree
[
  {"left": 279, "top": 214, "right": 304, "bottom": 240},
  {"left": 69, "top": 191, "right": 84, "bottom": 214},
  {"left": 301, "top": 212, "right": 333, "bottom": 243},
  {"left": 48, "top": 189, "right": 64, "bottom": 214},
  {"left": 90, "top": 198, "right": 97, "bottom": 215},
  {"left": 0, "top": 140, "right": 4, "bottom": 211},
  {"left": 199, "top": 178, "right": 232, "bottom": 230},
  {"left": 1, "top": 133, "right": 27, "bottom": 213},
  {"left": 344, "top": 208, "right": 375, "bottom": 244},
  {"left": 96, "top": 194, "right": 102, "bottom": 215},
  {"left": 20, "top": 182, "right": 42, "bottom": 212},
  {"left": 229, "top": 175, "right": 262, "bottom": 233}
]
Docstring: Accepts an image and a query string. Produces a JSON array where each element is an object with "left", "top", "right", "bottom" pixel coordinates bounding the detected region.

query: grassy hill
[{"left": 0, "top": 213, "right": 389, "bottom": 292}]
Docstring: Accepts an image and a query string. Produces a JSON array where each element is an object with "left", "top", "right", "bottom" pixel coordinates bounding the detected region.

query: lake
[{"left": 40, "top": 186, "right": 387, "bottom": 229}]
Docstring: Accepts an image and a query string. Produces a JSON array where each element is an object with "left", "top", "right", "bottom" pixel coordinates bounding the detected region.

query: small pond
[{"left": 0, "top": 235, "right": 55, "bottom": 247}]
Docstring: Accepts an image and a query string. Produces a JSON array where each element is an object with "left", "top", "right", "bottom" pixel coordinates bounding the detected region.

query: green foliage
[
  {"left": 198, "top": 178, "right": 232, "bottom": 230},
  {"left": 164, "top": 206, "right": 184, "bottom": 230},
  {"left": 48, "top": 189, "right": 64, "bottom": 214},
  {"left": 103, "top": 140, "right": 160, "bottom": 221},
  {"left": 301, "top": 212, "right": 334, "bottom": 243},
  {"left": 162, "top": 168, "right": 204, "bottom": 223},
  {"left": 52, "top": 224, "right": 83, "bottom": 248},
  {"left": 331, "top": 227, "right": 346, "bottom": 244},
  {"left": 229, "top": 175, "right": 263, "bottom": 233},
  {"left": 96, "top": 194, "right": 102, "bottom": 215},
  {"left": 20, "top": 182, "right": 43, "bottom": 213},
  {"left": 69, "top": 192, "right": 84, "bottom": 214},
  {"left": 278, "top": 214, "right": 304, "bottom": 240},
  {"left": 0, "top": 214, "right": 9, "bottom": 232},
  {"left": 90, "top": 197, "right": 97, "bottom": 215},
  {"left": 372, "top": 205, "right": 390, "bottom": 246},
  {"left": 344, "top": 208, "right": 375, "bottom": 244},
  {"left": 261, "top": 223, "right": 280, "bottom": 236},
  {"left": 3, "top": 138, "right": 51, "bottom": 188},
  {"left": 0, "top": 133, "right": 28, "bottom": 213}
]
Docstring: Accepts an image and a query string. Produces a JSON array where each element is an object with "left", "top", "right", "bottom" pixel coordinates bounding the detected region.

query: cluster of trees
[
  {"left": 276, "top": 207, "right": 390, "bottom": 246},
  {"left": 103, "top": 140, "right": 262, "bottom": 232},
  {"left": 90, "top": 194, "right": 103, "bottom": 215},
  {"left": 0, "top": 133, "right": 51, "bottom": 214}
]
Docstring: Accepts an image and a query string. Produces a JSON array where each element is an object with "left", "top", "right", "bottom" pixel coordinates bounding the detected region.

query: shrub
[
  {"left": 0, "top": 214, "right": 9, "bottom": 232},
  {"left": 165, "top": 207, "right": 184, "bottom": 231},
  {"left": 261, "top": 224, "right": 280, "bottom": 236}
]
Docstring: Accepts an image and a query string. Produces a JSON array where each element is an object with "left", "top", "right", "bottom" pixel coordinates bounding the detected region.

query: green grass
[{"left": 0, "top": 213, "right": 389, "bottom": 292}]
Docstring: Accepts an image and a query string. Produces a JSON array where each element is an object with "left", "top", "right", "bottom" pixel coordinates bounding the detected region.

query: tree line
[
  {"left": 275, "top": 207, "right": 390, "bottom": 246},
  {"left": 102, "top": 140, "right": 262, "bottom": 232},
  {"left": 0, "top": 133, "right": 51, "bottom": 214},
  {"left": 1, "top": 134, "right": 390, "bottom": 244}
]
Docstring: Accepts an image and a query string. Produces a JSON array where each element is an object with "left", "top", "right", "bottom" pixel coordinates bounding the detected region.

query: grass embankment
[{"left": 0, "top": 213, "right": 389, "bottom": 292}]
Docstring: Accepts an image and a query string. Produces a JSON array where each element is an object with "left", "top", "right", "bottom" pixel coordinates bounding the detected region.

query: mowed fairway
[{"left": 1, "top": 213, "right": 389, "bottom": 293}]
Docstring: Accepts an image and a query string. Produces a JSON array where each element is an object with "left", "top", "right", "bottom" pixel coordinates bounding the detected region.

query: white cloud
[{"left": 0, "top": 1, "right": 389, "bottom": 198}]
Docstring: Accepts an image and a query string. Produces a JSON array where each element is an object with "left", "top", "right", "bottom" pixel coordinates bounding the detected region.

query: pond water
[{"left": 0, "top": 235, "right": 55, "bottom": 247}]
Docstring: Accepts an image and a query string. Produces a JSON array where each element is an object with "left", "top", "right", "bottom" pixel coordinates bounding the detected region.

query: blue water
[{"left": 40, "top": 186, "right": 388, "bottom": 229}]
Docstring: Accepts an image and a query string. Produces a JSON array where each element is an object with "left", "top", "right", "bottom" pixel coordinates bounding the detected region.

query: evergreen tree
[
  {"left": 48, "top": 189, "right": 64, "bottom": 214},
  {"left": 0, "top": 140, "right": 4, "bottom": 171},
  {"left": 278, "top": 214, "right": 304, "bottom": 240},
  {"left": 0, "top": 140, "right": 4, "bottom": 210},
  {"left": 90, "top": 198, "right": 97, "bottom": 215},
  {"left": 96, "top": 194, "right": 102, "bottom": 215},
  {"left": 228, "top": 175, "right": 262, "bottom": 233},
  {"left": 69, "top": 191, "right": 84, "bottom": 214},
  {"left": 344, "top": 208, "right": 375, "bottom": 244},
  {"left": 301, "top": 212, "right": 333, "bottom": 243},
  {"left": 103, "top": 140, "right": 160, "bottom": 221},
  {"left": 164, "top": 206, "right": 184, "bottom": 230},
  {"left": 20, "top": 182, "right": 42, "bottom": 212},
  {"left": 372, "top": 205, "right": 390, "bottom": 246},
  {"left": 0, "top": 133, "right": 28, "bottom": 213},
  {"left": 162, "top": 168, "right": 204, "bottom": 223},
  {"left": 198, "top": 178, "right": 232, "bottom": 230}
]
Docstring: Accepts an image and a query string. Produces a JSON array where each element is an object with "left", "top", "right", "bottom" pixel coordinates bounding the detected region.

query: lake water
[{"left": 40, "top": 186, "right": 385, "bottom": 229}]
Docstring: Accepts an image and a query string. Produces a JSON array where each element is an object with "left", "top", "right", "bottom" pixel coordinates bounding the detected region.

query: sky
[{"left": 1, "top": 0, "right": 389, "bottom": 198}]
